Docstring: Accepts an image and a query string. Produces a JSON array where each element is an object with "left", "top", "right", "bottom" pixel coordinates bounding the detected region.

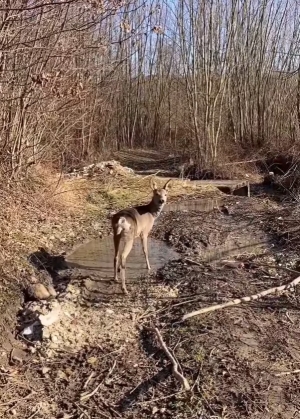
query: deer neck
[{"left": 148, "top": 200, "right": 165, "bottom": 219}]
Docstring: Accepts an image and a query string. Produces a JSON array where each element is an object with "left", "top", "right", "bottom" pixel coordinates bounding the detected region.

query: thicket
[{"left": 0, "top": 0, "right": 299, "bottom": 177}]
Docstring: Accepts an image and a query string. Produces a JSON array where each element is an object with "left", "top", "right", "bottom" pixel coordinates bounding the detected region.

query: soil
[{"left": 3, "top": 154, "right": 300, "bottom": 419}]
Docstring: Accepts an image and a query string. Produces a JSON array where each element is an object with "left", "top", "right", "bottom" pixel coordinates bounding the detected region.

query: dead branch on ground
[
  {"left": 182, "top": 276, "right": 300, "bottom": 321},
  {"left": 149, "top": 327, "right": 190, "bottom": 391},
  {"left": 275, "top": 369, "right": 300, "bottom": 377},
  {"left": 80, "top": 360, "right": 117, "bottom": 402}
]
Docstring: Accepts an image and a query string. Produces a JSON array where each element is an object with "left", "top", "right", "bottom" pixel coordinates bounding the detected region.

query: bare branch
[{"left": 183, "top": 275, "right": 300, "bottom": 321}]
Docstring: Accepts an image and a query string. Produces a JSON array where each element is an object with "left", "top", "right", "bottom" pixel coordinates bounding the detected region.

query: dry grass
[
  {"left": 97, "top": 175, "right": 218, "bottom": 208},
  {"left": 51, "top": 172, "right": 219, "bottom": 212}
]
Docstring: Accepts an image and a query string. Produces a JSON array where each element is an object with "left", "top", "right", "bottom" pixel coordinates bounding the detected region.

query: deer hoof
[{"left": 114, "top": 277, "right": 119, "bottom": 282}]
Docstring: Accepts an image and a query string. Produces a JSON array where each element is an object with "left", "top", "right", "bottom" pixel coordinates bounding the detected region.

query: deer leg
[
  {"left": 141, "top": 233, "right": 151, "bottom": 271},
  {"left": 113, "top": 233, "right": 121, "bottom": 282},
  {"left": 120, "top": 238, "right": 134, "bottom": 295}
]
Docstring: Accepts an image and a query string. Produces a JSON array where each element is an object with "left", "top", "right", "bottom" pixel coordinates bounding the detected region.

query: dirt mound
[{"left": 65, "top": 160, "right": 134, "bottom": 179}]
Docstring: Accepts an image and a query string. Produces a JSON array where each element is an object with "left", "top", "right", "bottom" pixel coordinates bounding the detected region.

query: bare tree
[{"left": 0, "top": 0, "right": 300, "bottom": 178}]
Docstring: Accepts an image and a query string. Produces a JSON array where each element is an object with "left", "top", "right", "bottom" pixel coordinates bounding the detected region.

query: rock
[
  {"left": 22, "top": 324, "right": 35, "bottom": 336},
  {"left": 57, "top": 370, "right": 68, "bottom": 380},
  {"left": 42, "top": 366, "right": 50, "bottom": 375},
  {"left": 105, "top": 308, "right": 114, "bottom": 315},
  {"left": 47, "top": 285, "right": 57, "bottom": 297},
  {"left": 39, "top": 303, "right": 61, "bottom": 326},
  {"left": 50, "top": 333, "right": 59, "bottom": 343},
  {"left": 152, "top": 406, "right": 159, "bottom": 415},
  {"left": 11, "top": 348, "right": 28, "bottom": 363},
  {"left": 87, "top": 356, "right": 98, "bottom": 365},
  {"left": 43, "top": 328, "right": 51, "bottom": 339},
  {"left": 31, "top": 283, "right": 51, "bottom": 300}
]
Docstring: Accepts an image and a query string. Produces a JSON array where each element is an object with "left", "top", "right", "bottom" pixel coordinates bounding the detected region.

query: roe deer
[{"left": 111, "top": 178, "right": 172, "bottom": 294}]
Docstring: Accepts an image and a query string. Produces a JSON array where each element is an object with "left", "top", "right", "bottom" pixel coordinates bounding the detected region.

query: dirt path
[
  {"left": 114, "top": 149, "right": 182, "bottom": 176},
  {"left": 3, "top": 172, "right": 300, "bottom": 418}
]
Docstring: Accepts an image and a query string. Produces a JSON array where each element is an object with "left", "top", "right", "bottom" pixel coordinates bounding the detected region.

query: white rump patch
[{"left": 116, "top": 216, "right": 131, "bottom": 235}]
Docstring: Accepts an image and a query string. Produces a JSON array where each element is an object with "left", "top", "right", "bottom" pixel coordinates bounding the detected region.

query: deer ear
[
  {"left": 163, "top": 179, "right": 172, "bottom": 190},
  {"left": 150, "top": 178, "right": 158, "bottom": 190}
]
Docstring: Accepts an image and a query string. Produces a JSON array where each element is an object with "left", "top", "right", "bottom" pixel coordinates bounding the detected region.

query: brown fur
[{"left": 111, "top": 178, "right": 172, "bottom": 294}]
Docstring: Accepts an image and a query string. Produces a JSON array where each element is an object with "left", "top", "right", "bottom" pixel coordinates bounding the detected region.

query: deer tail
[{"left": 116, "top": 216, "right": 131, "bottom": 235}]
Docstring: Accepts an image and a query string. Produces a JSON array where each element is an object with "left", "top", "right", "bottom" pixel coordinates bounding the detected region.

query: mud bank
[{"left": 4, "top": 188, "right": 300, "bottom": 418}]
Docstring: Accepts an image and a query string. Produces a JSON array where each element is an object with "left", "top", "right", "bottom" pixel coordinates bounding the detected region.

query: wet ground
[
  {"left": 5, "top": 180, "right": 300, "bottom": 418},
  {"left": 67, "top": 237, "right": 179, "bottom": 302}
]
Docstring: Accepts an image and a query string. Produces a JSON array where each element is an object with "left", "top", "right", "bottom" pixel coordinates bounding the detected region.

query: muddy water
[
  {"left": 66, "top": 236, "right": 179, "bottom": 300},
  {"left": 199, "top": 235, "right": 269, "bottom": 263},
  {"left": 66, "top": 197, "right": 268, "bottom": 300},
  {"left": 165, "top": 198, "right": 269, "bottom": 262},
  {"left": 165, "top": 197, "right": 222, "bottom": 212}
]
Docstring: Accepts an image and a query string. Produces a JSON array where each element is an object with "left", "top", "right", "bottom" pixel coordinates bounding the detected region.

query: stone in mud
[
  {"left": 30, "top": 283, "right": 51, "bottom": 300},
  {"left": 47, "top": 284, "right": 57, "bottom": 297},
  {"left": 43, "top": 328, "right": 51, "bottom": 339},
  {"left": 39, "top": 302, "right": 61, "bottom": 327},
  {"left": 11, "top": 347, "right": 29, "bottom": 363},
  {"left": 50, "top": 334, "right": 59, "bottom": 343},
  {"left": 21, "top": 323, "right": 36, "bottom": 336},
  {"left": 42, "top": 366, "right": 51, "bottom": 375}
]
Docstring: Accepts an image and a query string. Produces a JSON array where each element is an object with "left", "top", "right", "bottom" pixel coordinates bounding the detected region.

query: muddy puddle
[
  {"left": 165, "top": 197, "right": 222, "bottom": 212},
  {"left": 161, "top": 199, "right": 272, "bottom": 263},
  {"left": 66, "top": 195, "right": 271, "bottom": 301},
  {"left": 66, "top": 236, "right": 179, "bottom": 300},
  {"left": 199, "top": 234, "right": 269, "bottom": 262}
]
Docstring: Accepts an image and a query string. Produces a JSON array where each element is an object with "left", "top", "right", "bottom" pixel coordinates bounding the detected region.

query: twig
[
  {"left": 275, "top": 369, "right": 300, "bottom": 377},
  {"left": 83, "top": 371, "right": 95, "bottom": 389},
  {"left": 76, "top": 404, "right": 91, "bottom": 419},
  {"left": 26, "top": 409, "right": 40, "bottom": 419},
  {"left": 80, "top": 381, "right": 102, "bottom": 402},
  {"left": 182, "top": 275, "right": 300, "bottom": 321},
  {"left": 140, "top": 170, "right": 161, "bottom": 179},
  {"left": 184, "top": 258, "right": 202, "bottom": 267},
  {"left": 149, "top": 327, "right": 190, "bottom": 391},
  {"left": 80, "top": 360, "right": 117, "bottom": 402},
  {"left": 136, "top": 390, "right": 184, "bottom": 405},
  {"left": 221, "top": 158, "right": 262, "bottom": 166}
]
